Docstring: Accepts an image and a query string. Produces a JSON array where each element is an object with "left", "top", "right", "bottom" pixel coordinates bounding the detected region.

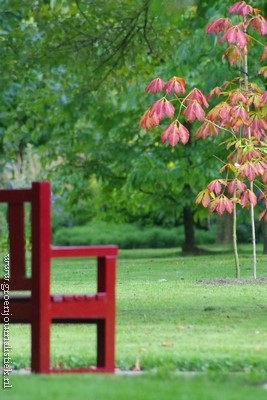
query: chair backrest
[{"left": 0, "top": 182, "right": 51, "bottom": 295}]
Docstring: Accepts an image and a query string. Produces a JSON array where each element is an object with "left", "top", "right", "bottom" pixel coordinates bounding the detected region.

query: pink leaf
[
  {"left": 206, "top": 18, "right": 231, "bottom": 35},
  {"left": 229, "top": 1, "right": 253, "bottom": 17},
  {"left": 145, "top": 78, "right": 166, "bottom": 93},
  {"left": 183, "top": 101, "right": 205, "bottom": 123},
  {"left": 165, "top": 77, "right": 186, "bottom": 95},
  {"left": 178, "top": 123, "right": 190, "bottom": 144}
]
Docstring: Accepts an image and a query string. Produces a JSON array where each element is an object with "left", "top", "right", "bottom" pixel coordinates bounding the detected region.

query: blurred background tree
[{"left": 0, "top": 0, "right": 266, "bottom": 252}]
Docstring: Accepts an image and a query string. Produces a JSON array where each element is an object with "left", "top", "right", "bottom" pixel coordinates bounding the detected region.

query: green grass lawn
[
  {"left": 1, "top": 245, "right": 267, "bottom": 399},
  {"left": 3, "top": 372, "right": 267, "bottom": 400}
]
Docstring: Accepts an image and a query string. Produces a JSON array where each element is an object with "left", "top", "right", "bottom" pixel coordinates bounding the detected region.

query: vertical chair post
[
  {"left": 97, "top": 255, "right": 116, "bottom": 371},
  {"left": 31, "top": 182, "right": 51, "bottom": 373},
  {"left": 8, "top": 203, "right": 26, "bottom": 278}
]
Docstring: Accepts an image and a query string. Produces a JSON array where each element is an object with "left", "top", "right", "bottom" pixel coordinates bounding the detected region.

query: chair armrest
[{"left": 51, "top": 245, "right": 118, "bottom": 258}]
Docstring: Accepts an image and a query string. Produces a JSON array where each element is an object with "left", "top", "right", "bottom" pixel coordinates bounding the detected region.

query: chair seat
[
  {"left": 51, "top": 293, "right": 108, "bottom": 320},
  {"left": 3, "top": 293, "right": 109, "bottom": 322}
]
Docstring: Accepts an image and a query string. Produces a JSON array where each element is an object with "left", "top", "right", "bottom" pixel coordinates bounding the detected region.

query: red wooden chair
[{"left": 0, "top": 182, "right": 118, "bottom": 373}]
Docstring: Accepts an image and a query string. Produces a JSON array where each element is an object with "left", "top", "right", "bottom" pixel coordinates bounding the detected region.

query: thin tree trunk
[
  {"left": 263, "top": 220, "right": 267, "bottom": 255},
  {"left": 233, "top": 201, "right": 240, "bottom": 279},
  {"left": 243, "top": 21, "right": 257, "bottom": 278},
  {"left": 262, "top": 1, "right": 267, "bottom": 256}
]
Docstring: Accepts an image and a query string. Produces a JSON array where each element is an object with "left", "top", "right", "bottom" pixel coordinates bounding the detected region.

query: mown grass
[
  {"left": 1, "top": 245, "right": 267, "bottom": 399},
  {"left": 3, "top": 372, "right": 267, "bottom": 400}
]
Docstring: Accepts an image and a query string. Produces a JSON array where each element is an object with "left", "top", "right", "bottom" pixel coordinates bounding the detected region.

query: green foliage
[
  {"left": 52, "top": 221, "right": 217, "bottom": 248},
  {"left": 53, "top": 221, "right": 181, "bottom": 248},
  {"left": 1, "top": 0, "right": 266, "bottom": 251}
]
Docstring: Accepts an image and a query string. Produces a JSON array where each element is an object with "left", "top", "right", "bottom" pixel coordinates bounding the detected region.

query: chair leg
[
  {"left": 97, "top": 319, "right": 115, "bottom": 372},
  {"left": 31, "top": 317, "right": 50, "bottom": 373},
  {"left": 31, "top": 182, "right": 51, "bottom": 373}
]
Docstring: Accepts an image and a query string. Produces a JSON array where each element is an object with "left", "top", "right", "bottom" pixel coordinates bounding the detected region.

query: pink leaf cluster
[
  {"left": 139, "top": 0, "right": 267, "bottom": 221},
  {"left": 219, "top": 25, "right": 247, "bottom": 48},
  {"left": 139, "top": 98, "right": 175, "bottom": 130},
  {"left": 145, "top": 78, "right": 165, "bottom": 94},
  {"left": 205, "top": 18, "right": 231, "bottom": 35},
  {"left": 250, "top": 16, "right": 267, "bottom": 36},
  {"left": 229, "top": 1, "right": 253, "bottom": 17},
  {"left": 207, "top": 179, "right": 227, "bottom": 195},
  {"left": 161, "top": 121, "right": 189, "bottom": 146},
  {"left": 210, "top": 195, "right": 234, "bottom": 215},
  {"left": 206, "top": 1, "right": 267, "bottom": 65},
  {"left": 227, "top": 178, "right": 247, "bottom": 194},
  {"left": 140, "top": 79, "right": 209, "bottom": 138},
  {"left": 165, "top": 77, "right": 186, "bottom": 95},
  {"left": 196, "top": 175, "right": 261, "bottom": 215},
  {"left": 239, "top": 161, "right": 267, "bottom": 181},
  {"left": 239, "top": 188, "right": 257, "bottom": 207},
  {"left": 145, "top": 76, "right": 186, "bottom": 95},
  {"left": 183, "top": 101, "right": 205, "bottom": 123}
]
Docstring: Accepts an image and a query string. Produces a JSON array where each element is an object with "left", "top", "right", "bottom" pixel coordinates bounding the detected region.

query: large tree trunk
[
  {"left": 216, "top": 213, "right": 233, "bottom": 245},
  {"left": 181, "top": 205, "right": 203, "bottom": 254}
]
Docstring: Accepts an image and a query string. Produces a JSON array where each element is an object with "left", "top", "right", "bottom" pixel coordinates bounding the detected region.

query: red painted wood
[
  {"left": 31, "top": 182, "right": 51, "bottom": 373},
  {"left": 0, "top": 182, "right": 118, "bottom": 374},
  {"left": 0, "top": 189, "right": 32, "bottom": 202},
  {"left": 97, "top": 256, "right": 116, "bottom": 370},
  {"left": 51, "top": 245, "right": 118, "bottom": 258},
  {"left": 0, "top": 278, "right": 32, "bottom": 291},
  {"left": 8, "top": 203, "right": 26, "bottom": 279},
  {"left": 51, "top": 297, "right": 107, "bottom": 319},
  {"left": 7, "top": 297, "right": 32, "bottom": 322}
]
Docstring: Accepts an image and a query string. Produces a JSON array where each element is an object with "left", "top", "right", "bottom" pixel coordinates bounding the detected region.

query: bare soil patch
[{"left": 196, "top": 277, "right": 267, "bottom": 285}]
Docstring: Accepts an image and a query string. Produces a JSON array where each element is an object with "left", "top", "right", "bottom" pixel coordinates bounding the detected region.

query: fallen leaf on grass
[
  {"left": 138, "top": 347, "right": 147, "bottom": 353},
  {"left": 161, "top": 341, "right": 173, "bottom": 347},
  {"left": 176, "top": 324, "right": 185, "bottom": 331}
]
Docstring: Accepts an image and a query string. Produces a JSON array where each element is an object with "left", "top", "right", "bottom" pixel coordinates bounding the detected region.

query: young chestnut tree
[{"left": 139, "top": 1, "right": 267, "bottom": 278}]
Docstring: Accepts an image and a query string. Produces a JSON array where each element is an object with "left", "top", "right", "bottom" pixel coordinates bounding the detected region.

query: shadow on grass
[{"left": 119, "top": 243, "right": 266, "bottom": 259}]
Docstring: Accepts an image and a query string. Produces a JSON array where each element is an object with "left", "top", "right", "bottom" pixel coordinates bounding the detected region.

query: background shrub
[{"left": 53, "top": 221, "right": 217, "bottom": 249}]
